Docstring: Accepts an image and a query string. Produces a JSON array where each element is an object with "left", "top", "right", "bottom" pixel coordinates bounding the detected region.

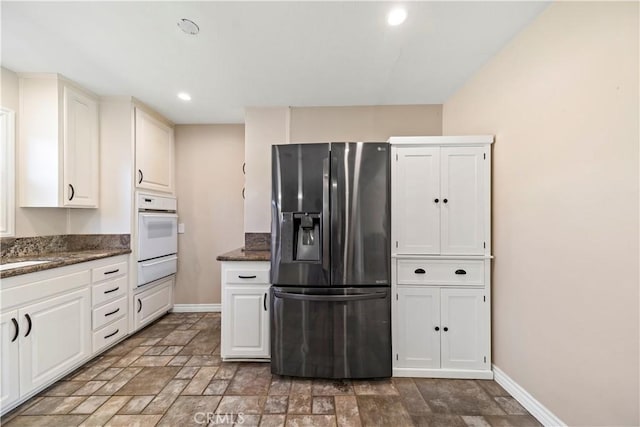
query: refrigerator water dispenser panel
[{"left": 279, "top": 212, "right": 322, "bottom": 263}]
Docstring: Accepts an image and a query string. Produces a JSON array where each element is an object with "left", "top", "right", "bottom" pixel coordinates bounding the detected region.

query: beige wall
[
  {"left": 290, "top": 105, "right": 442, "bottom": 143},
  {"left": 174, "top": 124, "right": 245, "bottom": 304},
  {"left": 1, "top": 67, "right": 69, "bottom": 237},
  {"left": 443, "top": 2, "right": 639, "bottom": 426},
  {"left": 244, "top": 105, "right": 442, "bottom": 233},
  {"left": 244, "top": 107, "right": 290, "bottom": 233}
]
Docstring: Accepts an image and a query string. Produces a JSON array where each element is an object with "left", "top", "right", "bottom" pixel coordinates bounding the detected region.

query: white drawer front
[
  {"left": 397, "top": 260, "right": 484, "bottom": 286},
  {"left": 225, "top": 268, "right": 270, "bottom": 284},
  {"left": 93, "top": 315, "right": 128, "bottom": 353},
  {"left": 92, "top": 261, "right": 128, "bottom": 283},
  {"left": 92, "top": 276, "right": 127, "bottom": 307},
  {"left": 138, "top": 255, "right": 177, "bottom": 286},
  {"left": 92, "top": 295, "right": 127, "bottom": 330}
]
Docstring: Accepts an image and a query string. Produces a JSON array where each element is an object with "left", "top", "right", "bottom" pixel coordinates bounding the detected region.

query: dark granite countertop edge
[
  {"left": 217, "top": 247, "right": 271, "bottom": 262},
  {"left": 1, "top": 249, "right": 132, "bottom": 279}
]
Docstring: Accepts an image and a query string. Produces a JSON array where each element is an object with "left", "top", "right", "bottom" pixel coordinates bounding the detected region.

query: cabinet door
[
  {"left": 134, "top": 278, "right": 173, "bottom": 331},
  {"left": 63, "top": 85, "right": 99, "bottom": 207},
  {"left": 395, "top": 286, "right": 440, "bottom": 369},
  {"left": 222, "top": 285, "right": 270, "bottom": 358},
  {"left": 135, "top": 108, "right": 174, "bottom": 193},
  {"left": 19, "top": 288, "right": 91, "bottom": 395},
  {"left": 440, "top": 147, "right": 485, "bottom": 255},
  {"left": 440, "top": 288, "right": 486, "bottom": 370},
  {"left": 0, "top": 310, "right": 20, "bottom": 409},
  {"left": 393, "top": 147, "right": 441, "bottom": 254}
]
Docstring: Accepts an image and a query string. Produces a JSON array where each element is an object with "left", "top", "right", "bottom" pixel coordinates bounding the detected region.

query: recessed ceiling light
[
  {"left": 178, "top": 18, "right": 199, "bottom": 35},
  {"left": 387, "top": 7, "right": 407, "bottom": 26},
  {"left": 177, "top": 92, "right": 192, "bottom": 101}
]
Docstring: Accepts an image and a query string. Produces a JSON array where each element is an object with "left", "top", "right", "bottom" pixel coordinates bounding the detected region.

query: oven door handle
[
  {"left": 140, "top": 255, "right": 178, "bottom": 267},
  {"left": 141, "top": 213, "right": 179, "bottom": 220},
  {"left": 273, "top": 290, "right": 386, "bottom": 302}
]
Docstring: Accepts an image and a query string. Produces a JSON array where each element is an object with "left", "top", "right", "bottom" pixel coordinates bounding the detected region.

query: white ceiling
[{"left": 1, "top": 1, "right": 549, "bottom": 124}]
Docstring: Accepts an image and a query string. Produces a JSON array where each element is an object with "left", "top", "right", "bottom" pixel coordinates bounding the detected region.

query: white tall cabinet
[{"left": 390, "top": 135, "right": 493, "bottom": 379}]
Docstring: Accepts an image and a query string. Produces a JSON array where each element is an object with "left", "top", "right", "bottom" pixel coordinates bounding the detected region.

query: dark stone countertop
[
  {"left": 1, "top": 248, "right": 132, "bottom": 279},
  {"left": 216, "top": 247, "right": 271, "bottom": 262}
]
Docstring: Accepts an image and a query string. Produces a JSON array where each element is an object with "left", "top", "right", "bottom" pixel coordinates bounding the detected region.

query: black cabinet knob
[
  {"left": 443, "top": 327, "right": 449, "bottom": 332},
  {"left": 414, "top": 268, "right": 426, "bottom": 274},
  {"left": 443, "top": 198, "right": 448, "bottom": 203},
  {"left": 434, "top": 326, "right": 440, "bottom": 331},
  {"left": 434, "top": 198, "right": 439, "bottom": 203}
]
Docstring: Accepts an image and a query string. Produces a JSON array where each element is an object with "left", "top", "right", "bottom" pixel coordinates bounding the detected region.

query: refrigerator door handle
[
  {"left": 322, "top": 157, "right": 330, "bottom": 274},
  {"left": 273, "top": 290, "right": 386, "bottom": 302}
]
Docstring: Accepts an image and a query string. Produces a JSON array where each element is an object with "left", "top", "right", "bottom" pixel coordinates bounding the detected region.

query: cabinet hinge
[
  {"left": 396, "top": 354, "right": 399, "bottom": 361},
  {"left": 484, "top": 356, "right": 487, "bottom": 363}
]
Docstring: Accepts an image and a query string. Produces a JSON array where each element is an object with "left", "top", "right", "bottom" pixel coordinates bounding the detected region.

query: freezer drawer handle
[
  {"left": 273, "top": 291, "right": 387, "bottom": 302},
  {"left": 238, "top": 275, "right": 257, "bottom": 279},
  {"left": 414, "top": 268, "right": 426, "bottom": 274},
  {"left": 455, "top": 269, "right": 467, "bottom": 275}
]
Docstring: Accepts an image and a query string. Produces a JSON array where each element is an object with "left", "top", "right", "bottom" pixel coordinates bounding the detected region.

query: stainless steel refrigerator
[{"left": 270, "top": 142, "right": 391, "bottom": 379}]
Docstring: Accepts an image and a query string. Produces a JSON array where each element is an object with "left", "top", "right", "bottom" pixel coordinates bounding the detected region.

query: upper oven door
[{"left": 138, "top": 213, "right": 178, "bottom": 261}]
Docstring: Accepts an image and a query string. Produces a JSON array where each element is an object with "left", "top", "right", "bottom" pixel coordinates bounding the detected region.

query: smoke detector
[{"left": 178, "top": 18, "right": 199, "bottom": 35}]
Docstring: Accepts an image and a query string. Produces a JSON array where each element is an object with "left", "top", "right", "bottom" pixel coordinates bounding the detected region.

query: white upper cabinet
[
  {"left": 391, "top": 137, "right": 492, "bottom": 256},
  {"left": 394, "top": 147, "right": 441, "bottom": 254},
  {"left": 19, "top": 74, "right": 99, "bottom": 208},
  {"left": 135, "top": 108, "right": 174, "bottom": 194},
  {"left": 440, "top": 147, "right": 485, "bottom": 255}
]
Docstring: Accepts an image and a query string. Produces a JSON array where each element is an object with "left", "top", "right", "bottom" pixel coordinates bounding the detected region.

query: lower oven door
[
  {"left": 138, "top": 254, "right": 178, "bottom": 287},
  {"left": 270, "top": 286, "right": 391, "bottom": 379}
]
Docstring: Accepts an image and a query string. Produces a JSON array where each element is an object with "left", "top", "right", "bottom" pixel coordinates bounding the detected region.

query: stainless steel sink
[{"left": 0, "top": 260, "right": 51, "bottom": 272}]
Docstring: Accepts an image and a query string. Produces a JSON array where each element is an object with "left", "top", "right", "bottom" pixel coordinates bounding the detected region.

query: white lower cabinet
[
  {"left": 395, "top": 287, "right": 441, "bottom": 369},
  {"left": 220, "top": 261, "right": 270, "bottom": 360},
  {"left": 0, "top": 310, "right": 20, "bottom": 409},
  {"left": 440, "top": 288, "right": 486, "bottom": 370},
  {"left": 393, "top": 259, "right": 492, "bottom": 379},
  {"left": 133, "top": 277, "right": 174, "bottom": 331},
  {"left": 19, "top": 288, "right": 91, "bottom": 393},
  {"left": 0, "top": 254, "right": 131, "bottom": 415}
]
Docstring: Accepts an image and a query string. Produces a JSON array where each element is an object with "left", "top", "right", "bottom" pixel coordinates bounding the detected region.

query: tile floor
[{"left": 2, "top": 312, "right": 541, "bottom": 427}]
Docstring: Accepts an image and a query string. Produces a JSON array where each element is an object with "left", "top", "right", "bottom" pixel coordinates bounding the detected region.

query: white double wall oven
[{"left": 137, "top": 193, "right": 178, "bottom": 287}]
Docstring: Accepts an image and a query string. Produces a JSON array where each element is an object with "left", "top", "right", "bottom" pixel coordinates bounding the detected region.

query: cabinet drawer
[
  {"left": 93, "top": 315, "right": 128, "bottom": 353},
  {"left": 225, "top": 268, "right": 270, "bottom": 284},
  {"left": 92, "top": 276, "right": 127, "bottom": 307},
  {"left": 397, "top": 260, "right": 484, "bottom": 286},
  {"left": 92, "top": 261, "right": 128, "bottom": 283},
  {"left": 92, "top": 296, "right": 127, "bottom": 330}
]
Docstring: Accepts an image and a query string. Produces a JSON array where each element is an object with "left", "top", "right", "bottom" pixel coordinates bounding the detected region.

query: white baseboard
[
  {"left": 492, "top": 364, "right": 565, "bottom": 427},
  {"left": 171, "top": 304, "right": 221, "bottom": 313}
]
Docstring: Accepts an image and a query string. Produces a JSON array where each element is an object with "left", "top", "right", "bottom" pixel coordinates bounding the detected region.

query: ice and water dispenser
[{"left": 279, "top": 212, "right": 321, "bottom": 263}]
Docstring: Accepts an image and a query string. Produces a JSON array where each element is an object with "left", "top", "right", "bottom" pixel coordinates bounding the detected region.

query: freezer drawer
[{"left": 270, "top": 286, "right": 391, "bottom": 379}]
